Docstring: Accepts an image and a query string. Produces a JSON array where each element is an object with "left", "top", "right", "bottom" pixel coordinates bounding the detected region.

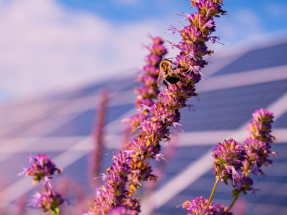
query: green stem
[
  {"left": 207, "top": 177, "right": 220, "bottom": 206},
  {"left": 227, "top": 192, "right": 241, "bottom": 212},
  {"left": 50, "top": 208, "right": 60, "bottom": 215}
]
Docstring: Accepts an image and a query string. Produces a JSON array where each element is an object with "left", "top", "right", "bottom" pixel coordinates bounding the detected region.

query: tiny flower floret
[
  {"left": 244, "top": 137, "right": 272, "bottom": 175},
  {"left": 232, "top": 174, "right": 259, "bottom": 196},
  {"left": 173, "top": 122, "right": 184, "bottom": 132},
  {"left": 155, "top": 153, "right": 167, "bottom": 162},
  {"left": 140, "top": 104, "right": 151, "bottom": 112},
  {"left": 94, "top": 173, "right": 109, "bottom": 181},
  {"left": 212, "top": 139, "right": 246, "bottom": 184},
  {"left": 23, "top": 154, "right": 61, "bottom": 184}
]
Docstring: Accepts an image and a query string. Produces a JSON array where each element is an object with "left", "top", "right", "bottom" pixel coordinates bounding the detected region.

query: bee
[{"left": 157, "top": 59, "right": 180, "bottom": 88}]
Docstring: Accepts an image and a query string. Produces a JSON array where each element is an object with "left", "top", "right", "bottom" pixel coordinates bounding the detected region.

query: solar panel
[
  {"left": 0, "top": 41, "right": 287, "bottom": 215},
  {"left": 212, "top": 43, "right": 287, "bottom": 77},
  {"left": 180, "top": 79, "right": 287, "bottom": 131},
  {"left": 274, "top": 112, "right": 287, "bottom": 128}
]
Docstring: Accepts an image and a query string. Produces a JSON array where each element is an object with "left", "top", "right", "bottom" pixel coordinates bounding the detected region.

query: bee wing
[{"left": 157, "top": 70, "right": 165, "bottom": 87}]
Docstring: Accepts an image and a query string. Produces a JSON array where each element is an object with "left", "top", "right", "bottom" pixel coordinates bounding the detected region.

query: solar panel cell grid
[
  {"left": 180, "top": 79, "right": 287, "bottom": 132},
  {"left": 274, "top": 112, "right": 287, "bottom": 128},
  {"left": 106, "top": 103, "right": 134, "bottom": 125},
  {"left": 212, "top": 43, "right": 287, "bottom": 77},
  {"left": 46, "top": 110, "right": 96, "bottom": 137}
]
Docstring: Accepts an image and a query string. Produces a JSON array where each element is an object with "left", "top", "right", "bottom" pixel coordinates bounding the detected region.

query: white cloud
[
  {"left": 214, "top": 9, "right": 265, "bottom": 46},
  {"left": 235, "top": 9, "right": 260, "bottom": 26},
  {"left": 0, "top": 0, "right": 267, "bottom": 103},
  {"left": 0, "top": 0, "right": 178, "bottom": 102}
]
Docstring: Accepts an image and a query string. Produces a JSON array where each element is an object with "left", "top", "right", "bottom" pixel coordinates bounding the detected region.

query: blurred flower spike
[
  {"left": 20, "top": 154, "right": 65, "bottom": 215},
  {"left": 20, "top": 154, "right": 62, "bottom": 185},
  {"left": 28, "top": 191, "right": 65, "bottom": 215}
]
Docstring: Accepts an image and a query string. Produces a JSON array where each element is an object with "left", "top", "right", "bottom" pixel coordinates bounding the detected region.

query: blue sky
[
  {"left": 0, "top": 0, "right": 286, "bottom": 102},
  {"left": 57, "top": 0, "right": 287, "bottom": 42}
]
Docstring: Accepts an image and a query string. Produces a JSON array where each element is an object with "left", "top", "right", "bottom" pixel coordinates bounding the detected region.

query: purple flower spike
[
  {"left": 212, "top": 139, "right": 246, "bottom": 185},
  {"left": 91, "top": 0, "right": 228, "bottom": 213},
  {"left": 182, "top": 196, "right": 233, "bottom": 215},
  {"left": 247, "top": 108, "right": 275, "bottom": 144},
  {"left": 213, "top": 204, "right": 233, "bottom": 215},
  {"left": 131, "top": 36, "right": 167, "bottom": 132},
  {"left": 244, "top": 108, "right": 276, "bottom": 175},
  {"left": 183, "top": 196, "right": 215, "bottom": 215},
  {"left": 89, "top": 89, "right": 109, "bottom": 187},
  {"left": 252, "top": 108, "right": 274, "bottom": 123},
  {"left": 244, "top": 138, "right": 272, "bottom": 175},
  {"left": 129, "top": 113, "right": 147, "bottom": 133},
  {"left": 232, "top": 174, "right": 259, "bottom": 196},
  {"left": 28, "top": 190, "right": 64, "bottom": 213},
  {"left": 90, "top": 152, "right": 132, "bottom": 214},
  {"left": 196, "top": 0, "right": 226, "bottom": 17},
  {"left": 23, "top": 154, "right": 61, "bottom": 184}
]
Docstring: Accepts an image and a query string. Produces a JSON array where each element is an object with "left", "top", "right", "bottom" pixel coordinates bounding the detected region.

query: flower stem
[
  {"left": 227, "top": 192, "right": 241, "bottom": 212},
  {"left": 208, "top": 177, "right": 220, "bottom": 206}
]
